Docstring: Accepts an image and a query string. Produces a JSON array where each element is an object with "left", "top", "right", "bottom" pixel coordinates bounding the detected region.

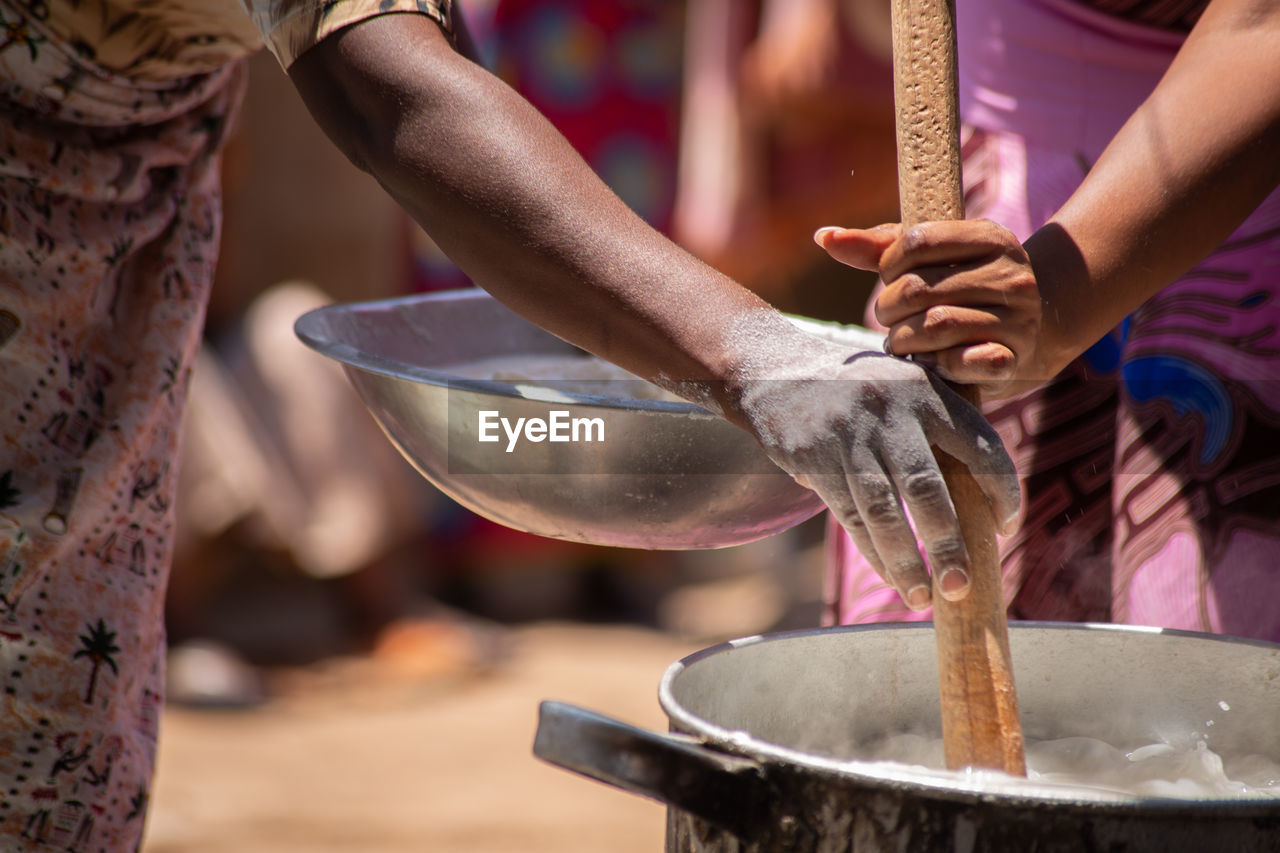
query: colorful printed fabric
[
  {"left": 0, "top": 2, "right": 453, "bottom": 847},
  {"left": 0, "top": 4, "right": 246, "bottom": 848},
  {"left": 247, "top": 0, "right": 455, "bottom": 69},
  {"left": 407, "top": 0, "right": 682, "bottom": 294},
  {"left": 3, "top": 1, "right": 451, "bottom": 80},
  {"left": 828, "top": 0, "right": 1280, "bottom": 643},
  {"left": 1, "top": 0, "right": 262, "bottom": 80},
  {"left": 489, "top": 0, "right": 684, "bottom": 233},
  {"left": 0, "top": 1, "right": 458, "bottom": 845}
]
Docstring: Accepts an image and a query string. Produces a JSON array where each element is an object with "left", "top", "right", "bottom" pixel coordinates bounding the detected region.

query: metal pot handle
[{"left": 534, "top": 700, "right": 781, "bottom": 840}]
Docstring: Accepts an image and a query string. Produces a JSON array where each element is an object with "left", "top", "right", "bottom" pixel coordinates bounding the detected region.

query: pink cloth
[
  {"left": 828, "top": 0, "right": 1280, "bottom": 643},
  {"left": 0, "top": 4, "right": 246, "bottom": 848}
]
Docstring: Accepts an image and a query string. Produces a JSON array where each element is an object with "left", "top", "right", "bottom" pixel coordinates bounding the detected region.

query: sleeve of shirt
[{"left": 241, "top": 0, "right": 455, "bottom": 69}]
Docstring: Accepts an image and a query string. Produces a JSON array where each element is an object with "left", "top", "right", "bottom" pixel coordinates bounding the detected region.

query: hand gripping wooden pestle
[{"left": 888, "top": 0, "right": 1027, "bottom": 775}]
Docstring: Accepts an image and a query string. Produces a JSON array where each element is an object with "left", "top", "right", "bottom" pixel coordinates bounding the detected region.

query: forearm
[
  {"left": 1027, "top": 0, "right": 1280, "bottom": 376},
  {"left": 288, "top": 13, "right": 1023, "bottom": 603},
  {"left": 289, "top": 13, "right": 771, "bottom": 417}
]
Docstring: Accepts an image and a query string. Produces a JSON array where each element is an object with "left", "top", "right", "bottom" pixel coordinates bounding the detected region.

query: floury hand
[{"left": 716, "top": 311, "right": 1020, "bottom": 610}]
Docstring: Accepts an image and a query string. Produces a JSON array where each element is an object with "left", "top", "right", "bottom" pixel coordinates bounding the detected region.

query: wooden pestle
[{"left": 888, "top": 0, "right": 1026, "bottom": 774}]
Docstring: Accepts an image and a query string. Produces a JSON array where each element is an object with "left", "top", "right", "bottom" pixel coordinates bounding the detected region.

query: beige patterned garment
[
  {"left": 0, "top": 1, "right": 448, "bottom": 850},
  {"left": 21, "top": 0, "right": 452, "bottom": 79}
]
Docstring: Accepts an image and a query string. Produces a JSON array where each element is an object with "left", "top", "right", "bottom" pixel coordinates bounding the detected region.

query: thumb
[{"left": 814, "top": 224, "right": 902, "bottom": 272}]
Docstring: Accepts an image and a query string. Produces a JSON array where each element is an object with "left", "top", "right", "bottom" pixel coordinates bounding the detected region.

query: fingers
[
  {"left": 922, "top": 379, "right": 1023, "bottom": 535},
  {"left": 880, "top": 302, "right": 1008, "bottom": 353},
  {"left": 920, "top": 342, "right": 1020, "bottom": 394},
  {"left": 875, "top": 262, "right": 1033, "bottom": 329},
  {"left": 880, "top": 303, "right": 1021, "bottom": 389},
  {"left": 874, "top": 220, "right": 1030, "bottom": 326},
  {"left": 878, "top": 442, "right": 973, "bottom": 601},
  {"left": 806, "top": 471, "right": 921, "bottom": 607},
  {"left": 844, "top": 464, "right": 935, "bottom": 609},
  {"left": 814, "top": 224, "right": 901, "bottom": 272},
  {"left": 806, "top": 455, "right": 934, "bottom": 611},
  {"left": 877, "top": 219, "right": 1019, "bottom": 282},
  {"left": 819, "top": 446, "right": 977, "bottom": 607},
  {"left": 818, "top": 219, "right": 1021, "bottom": 281},
  {"left": 871, "top": 220, "right": 1040, "bottom": 391}
]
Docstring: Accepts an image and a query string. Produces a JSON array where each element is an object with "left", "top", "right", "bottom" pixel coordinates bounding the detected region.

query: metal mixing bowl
[{"left": 294, "top": 289, "right": 880, "bottom": 549}]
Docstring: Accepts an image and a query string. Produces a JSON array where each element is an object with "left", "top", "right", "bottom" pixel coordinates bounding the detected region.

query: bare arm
[
  {"left": 289, "top": 13, "right": 763, "bottom": 402},
  {"left": 285, "top": 13, "right": 1020, "bottom": 606},
  {"left": 1025, "top": 0, "right": 1280, "bottom": 376},
  {"left": 818, "top": 0, "right": 1280, "bottom": 393}
]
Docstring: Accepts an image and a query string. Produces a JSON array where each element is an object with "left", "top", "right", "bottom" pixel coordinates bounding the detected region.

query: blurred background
[{"left": 149, "top": 1, "right": 895, "bottom": 850}]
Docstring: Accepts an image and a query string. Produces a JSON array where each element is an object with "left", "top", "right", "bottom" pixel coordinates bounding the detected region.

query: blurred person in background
[
  {"left": 674, "top": 0, "right": 899, "bottom": 323},
  {"left": 168, "top": 282, "right": 508, "bottom": 705}
]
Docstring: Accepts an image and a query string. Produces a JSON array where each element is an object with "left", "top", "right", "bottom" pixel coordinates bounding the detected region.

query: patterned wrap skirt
[{"left": 0, "top": 4, "right": 246, "bottom": 849}]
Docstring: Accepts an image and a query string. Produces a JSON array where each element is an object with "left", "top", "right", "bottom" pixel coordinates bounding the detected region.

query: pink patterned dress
[
  {"left": 0, "top": 2, "right": 452, "bottom": 849},
  {"left": 828, "top": 0, "right": 1280, "bottom": 643}
]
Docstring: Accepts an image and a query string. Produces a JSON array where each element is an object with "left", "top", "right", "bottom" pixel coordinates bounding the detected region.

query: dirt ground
[{"left": 145, "top": 623, "right": 704, "bottom": 852}]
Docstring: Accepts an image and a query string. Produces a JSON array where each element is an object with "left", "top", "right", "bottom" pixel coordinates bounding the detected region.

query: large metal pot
[{"left": 534, "top": 622, "right": 1280, "bottom": 851}]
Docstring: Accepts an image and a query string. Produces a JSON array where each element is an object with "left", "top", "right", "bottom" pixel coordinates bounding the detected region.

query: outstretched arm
[
  {"left": 290, "top": 14, "right": 758, "bottom": 402},
  {"left": 283, "top": 12, "right": 1019, "bottom": 606},
  {"left": 818, "top": 0, "right": 1280, "bottom": 395}
]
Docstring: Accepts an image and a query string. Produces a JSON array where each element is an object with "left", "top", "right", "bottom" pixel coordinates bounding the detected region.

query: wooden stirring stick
[{"left": 888, "top": 0, "right": 1026, "bottom": 775}]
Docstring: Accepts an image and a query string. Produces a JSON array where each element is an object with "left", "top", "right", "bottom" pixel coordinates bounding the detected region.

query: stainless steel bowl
[{"left": 294, "top": 289, "right": 860, "bottom": 549}]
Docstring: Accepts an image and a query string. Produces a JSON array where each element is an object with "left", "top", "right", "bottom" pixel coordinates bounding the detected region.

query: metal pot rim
[{"left": 657, "top": 621, "right": 1280, "bottom": 815}]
